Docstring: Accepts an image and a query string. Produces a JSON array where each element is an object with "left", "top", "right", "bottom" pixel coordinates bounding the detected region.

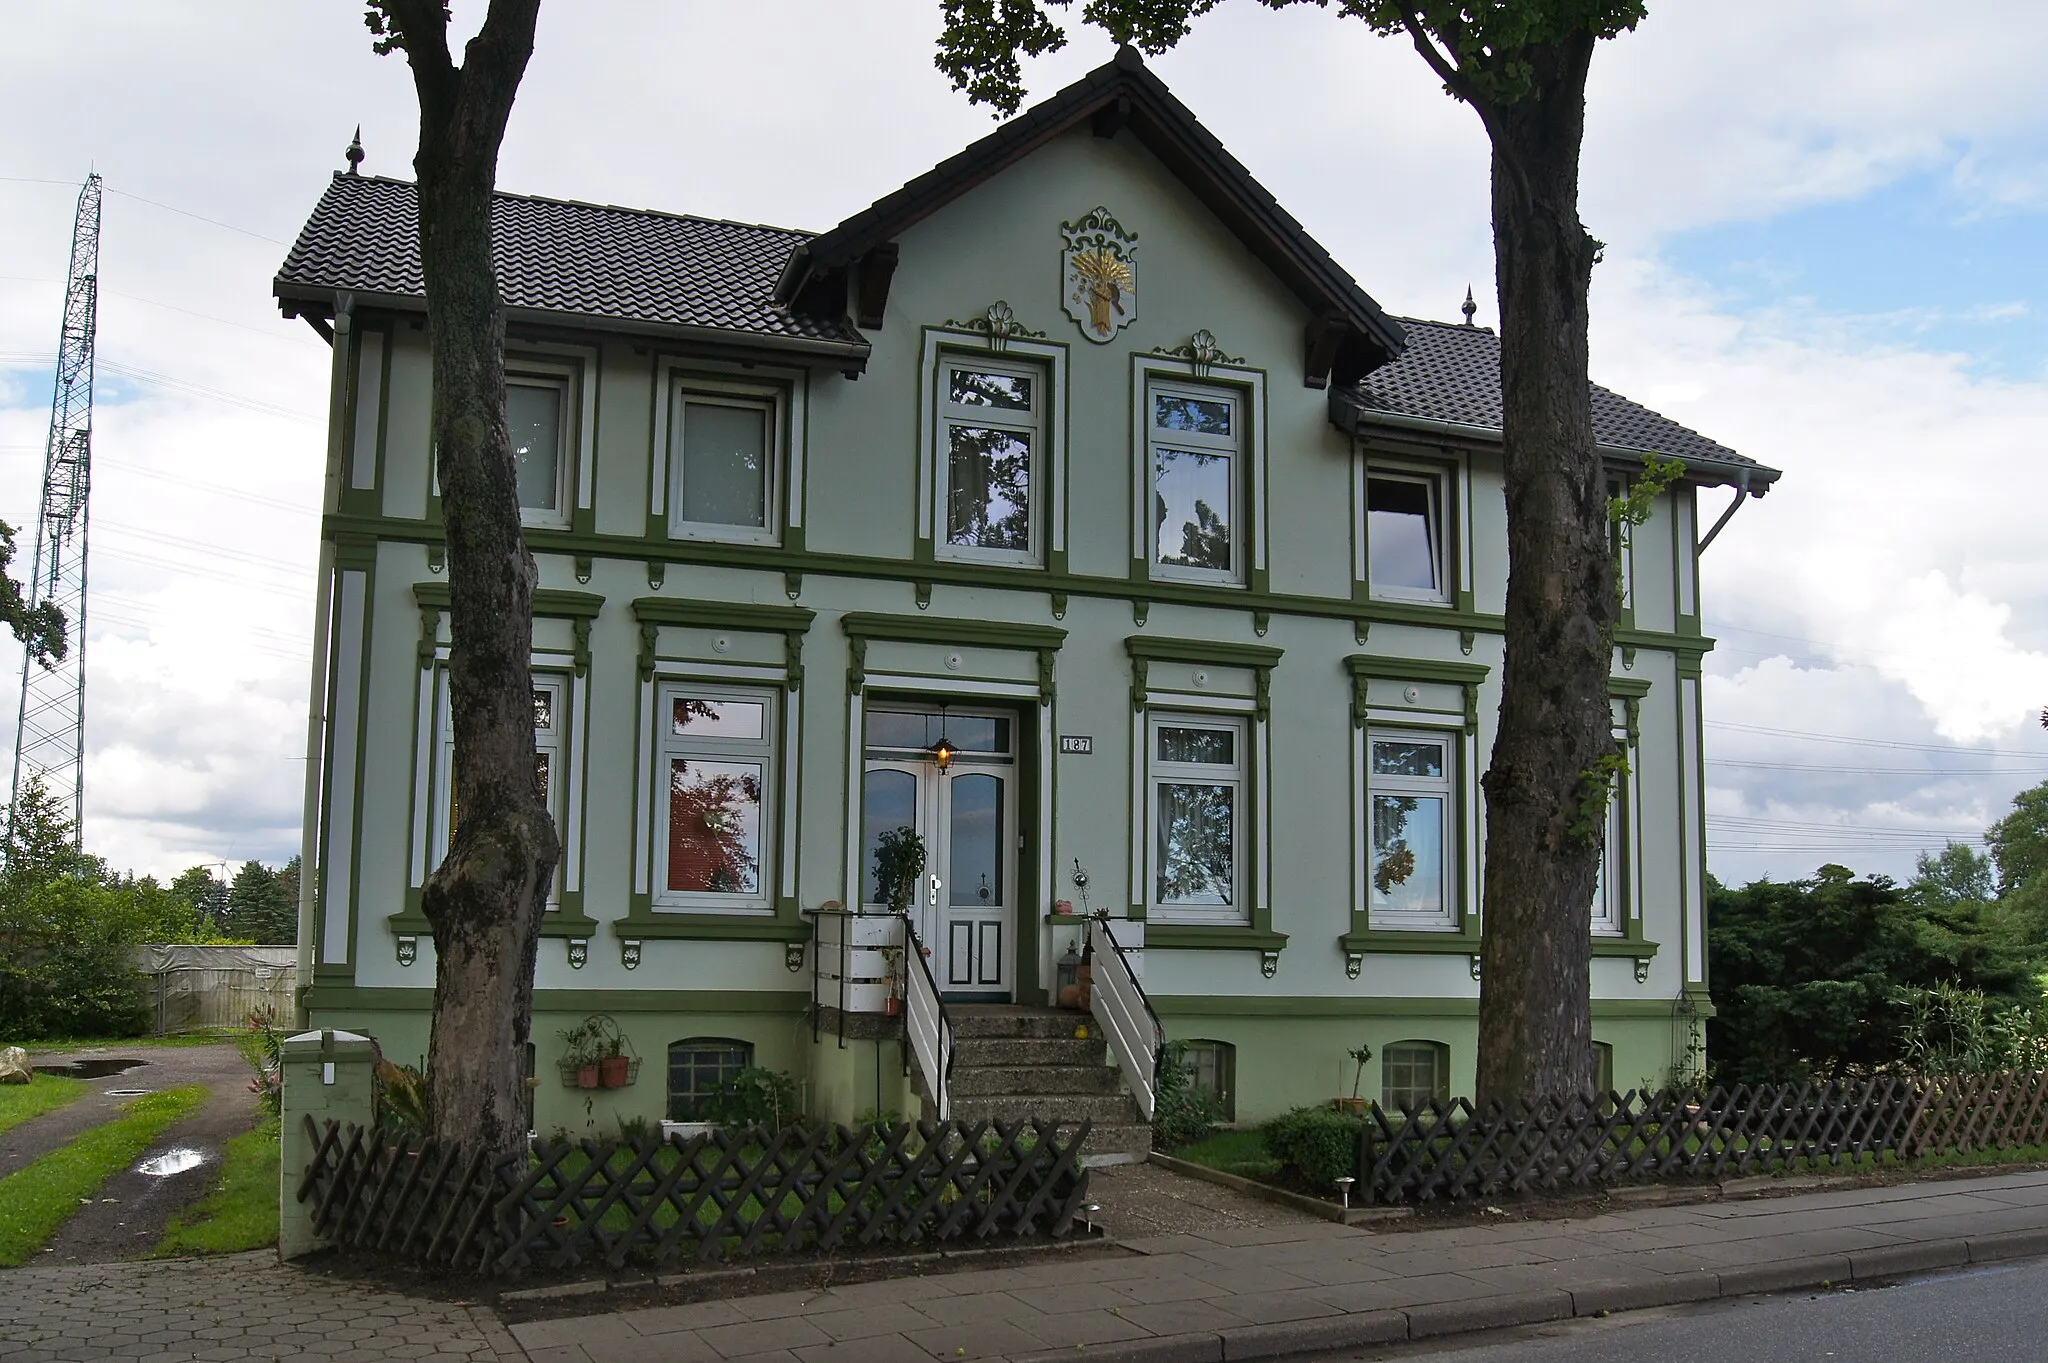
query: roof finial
[
  {"left": 1460, "top": 285, "right": 1477, "bottom": 327},
  {"left": 344, "top": 126, "right": 365, "bottom": 177}
]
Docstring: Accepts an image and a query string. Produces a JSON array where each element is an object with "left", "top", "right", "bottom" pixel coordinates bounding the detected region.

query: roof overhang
[
  {"left": 275, "top": 285, "right": 874, "bottom": 374},
  {"left": 773, "top": 47, "right": 1405, "bottom": 389},
  {"left": 1330, "top": 395, "right": 1782, "bottom": 494}
]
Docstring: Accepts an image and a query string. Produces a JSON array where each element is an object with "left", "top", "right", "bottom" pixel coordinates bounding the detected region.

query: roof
[
  {"left": 775, "top": 46, "right": 1406, "bottom": 385},
  {"left": 273, "top": 175, "right": 867, "bottom": 356},
  {"left": 1336, "top": 317, "right": 1780, "bottom": 488}
]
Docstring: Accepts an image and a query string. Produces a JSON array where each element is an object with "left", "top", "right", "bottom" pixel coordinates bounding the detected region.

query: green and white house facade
[{"left": 277, "top": 50, "right": 1778, "bottom": 1145}]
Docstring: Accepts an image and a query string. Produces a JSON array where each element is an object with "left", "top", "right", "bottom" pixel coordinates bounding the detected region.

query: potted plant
[
  {"left": 874, "top": 826, "right": 927, "bottom": 916},
  {"left": 558, "top": 1019, "right": 603, "bottom": 1090},
  {"left": 596, "top": 1018, "right": 636, "bottom": 1089},
  {"left": 1333, "top": 1042, "right": 1373, "bottom": 1115},
  {"left": 878, "top": 944, "right": 905, "bottom": 1016}
]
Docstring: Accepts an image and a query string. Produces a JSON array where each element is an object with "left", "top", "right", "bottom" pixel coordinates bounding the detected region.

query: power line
[
  {"left": 1713, "top": 759, "right": 2048, "bottom": 777},
  {"left": 1707, "top": 720, "right": 2047, "bottom": 759}
]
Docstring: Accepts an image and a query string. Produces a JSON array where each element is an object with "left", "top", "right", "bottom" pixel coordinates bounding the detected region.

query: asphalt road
[{"left": 1333, "top": 1255, "right": 2048, "bottom": 1362}]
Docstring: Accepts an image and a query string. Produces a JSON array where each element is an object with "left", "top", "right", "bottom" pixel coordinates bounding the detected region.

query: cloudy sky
[{"left": 2, "top": 1, "right": 2045, "bottom": 886}]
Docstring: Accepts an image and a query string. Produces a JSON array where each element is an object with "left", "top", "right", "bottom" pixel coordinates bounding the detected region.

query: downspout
[
  {"left": 1696, "top": 474, "right": 1756, "bottom": 553},
  {"left": 295, "top": 294, "right": 351, "bottom": 1024}
]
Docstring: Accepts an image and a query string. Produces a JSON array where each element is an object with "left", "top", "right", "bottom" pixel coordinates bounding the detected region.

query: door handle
[{"left": 928, "top": 874, "right": 941, "bottom": 906}]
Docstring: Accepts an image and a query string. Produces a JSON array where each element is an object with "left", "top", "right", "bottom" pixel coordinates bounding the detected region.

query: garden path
[
  {"left": 1086, "top": 1157, "right": 1327, "bottom": 1238},
  {"left": 22, "top": 1043, "right": 256, "bottom": 1264}
]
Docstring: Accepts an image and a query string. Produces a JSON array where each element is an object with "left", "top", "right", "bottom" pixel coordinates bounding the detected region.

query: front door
[{"left": 861, "top": 707, "right": 1017, "bottom": 1000}]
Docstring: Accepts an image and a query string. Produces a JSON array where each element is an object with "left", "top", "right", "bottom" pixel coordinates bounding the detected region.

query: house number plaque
[{"left": 1059, "top": 735, "right": 1094, "bottom": 755}]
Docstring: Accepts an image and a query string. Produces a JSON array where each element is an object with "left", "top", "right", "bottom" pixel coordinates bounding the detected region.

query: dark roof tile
[{"left": 274, "top": 175, "right": 864, "bottom": 349}]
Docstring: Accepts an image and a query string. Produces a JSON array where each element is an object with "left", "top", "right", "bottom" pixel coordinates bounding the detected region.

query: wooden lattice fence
[
  {"left": 1358, "top": 1069, "right": 2048, "bottom": 1204},
  {"left": 297, "top": 1116, "right": 1092, "bottom": 1274}
]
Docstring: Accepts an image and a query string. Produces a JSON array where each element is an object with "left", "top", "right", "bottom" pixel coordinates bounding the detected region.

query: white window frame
[
  {"left": 1592, "top": 777, "right": 1627, "bottom": 937},
  {"left": 651, "top": 681, "right": 777, "bottom": 914},
  {"left": 506, "top": 360, "right": 576, "bottom": 530},
  {"left": 1145, "top": 711, "right": 1249, "bottom": 926},
  {"left": 934, "top": 354, "right": 1045, "bottom": 567},
  {"left": 1364, "top": 725, "right": 1459, "bottom": 932},
  {"left": 1363, "top": 464, "right": 1450, "bottom": 605},
  {"left": 431, "top": 670, "right": 569, "bottom": 905},
  {"left": 1146, "top": 378, "right": 1245, "bottom": 586},
  {"left": 664, "top": 373, "right": 786, "bottom": 546},
  {"left": 1381, "top": 1039, "right": 1450, "bottom": 1112}
]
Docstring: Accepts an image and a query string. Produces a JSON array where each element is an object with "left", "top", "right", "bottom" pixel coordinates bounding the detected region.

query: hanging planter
[{"left": 558, "top": 1014, "right": 639, "bottom": 1089}]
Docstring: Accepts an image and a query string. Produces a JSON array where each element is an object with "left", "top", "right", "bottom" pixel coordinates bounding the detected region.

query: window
[
  {"left": 667, "top": 1037, "right": 753, "bottom": 1121},
  {"left": 1366, "top": 729, "right": 1456, "bottom": 930},
  {"left": 1380, "top": 1040, "right": 1449, "bottom": 1113},
  {"left": 507, "top": 361, "right": 574, "bottom": 528},
  {"left": 655, "top": 686, "right": 774, "bottom": 911},
  {"left": 1591, "top": 1041, "right": 1614, "bottom": 1097},
  {"left": 1365, "top": 469, "right": 1447, "bottom": 603},
  {"left": 667, "top": 378, "right": 782, "bottom": 543},
  {"left": 937, "top": 357, "right": 1042, "bottom": 563},
  {"left": 1179, "top": 1040, "right": 1235, "bottom": 1122},
  {"left": 1148, "top": 714, "right": 1246, "bottom": 924},
  {"left": 1149, "top": 381, "right": 1242, "bottom": 583},
  {"left": 437, "top": 673, "right": 567, "bottom": 900},
  {"left": 1591, "top": 783, "right": 1625, "bottom": 937}
]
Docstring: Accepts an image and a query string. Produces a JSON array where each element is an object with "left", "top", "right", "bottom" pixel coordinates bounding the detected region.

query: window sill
[
  {"left": 387, "top": 911, "right": 601, "bottom": 941},
  {"left": 1591, "top": 935, "right": 1659, "bottom": 959},
  {"left": 1144, "top": 925, "right": 1289, "bottom": 952},
  {"left": 1341, "top": 927, "right": 1482, "bottom": 956},
  {"left": 613, "top": 912, "right": 808, "bottom": 943}
]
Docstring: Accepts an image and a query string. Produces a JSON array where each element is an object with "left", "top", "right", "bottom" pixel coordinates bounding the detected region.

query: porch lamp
[{"left": 929, "top": 708, "right": 956, "bottom": 771}]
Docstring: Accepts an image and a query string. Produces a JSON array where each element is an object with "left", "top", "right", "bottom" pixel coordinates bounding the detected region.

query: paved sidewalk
[
  {"left": 0, "top": 1251, "right": 523, "bottom": 1363},
  {"left": 510, "top": 1168, "right": 2048, "bottom": 1363}
]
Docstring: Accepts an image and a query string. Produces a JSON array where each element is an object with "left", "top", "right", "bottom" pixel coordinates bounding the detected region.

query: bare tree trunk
[
  {"left": 374, "top": 0, "right": 553, "bottom": 1160},
  {"left": 1473, "top": 33, "right": 1612, "bottom": 1107}
]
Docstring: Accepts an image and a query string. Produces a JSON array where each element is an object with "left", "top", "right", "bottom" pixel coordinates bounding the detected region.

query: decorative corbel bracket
[
  {"left": 1037, "top": 649, "right": 1056, "bottom": 708},
  {"left": 1129, "top": 657, "right": 1149, "bottom": 712},
  {"left": 784, "top": 941, "right": 807, "bottom": 973},
  {"left": 1050, "top": 592, "right": 1068, "bottom": 621},
  {"left": 847, "top": 636, "right": 868, "bottom": 690},
  {"left": 1634, "top": 957, "right": 1652, "bottom": 984},
  {"left": 566, "top": 938, "right": 589, "bottom": 970},
  {"left": 570, "top": 617, "right": 592, "bottom": 678},
  {"left": 637, "top": 621, "right": 659, "bottom": 682},
  {"left": 784, "top": 570, "right": 803, "bottom": 601},
  {"left": 646, "top": 560, "right": 665, "bottom": 590},
  {"left": 573, "top": 554, "right": 593, "bottom": 584},
  {"left": 1132, "top": 600, "right": 1150, "bottom": 627},
  {"left": 415, "top": 603, "right": 442, "bottom": 671},
  {"left": 1260, "top": 949, "right": 1281, "bottom": 979},
  {"left": 1344, "top": 949, "right": 1364, "bottom": 980},
  {"left": 396, "top": 935, "right": 418, "bottom": 968},
  {"left": 1252, "top": 610, "right": 1270, "bottom": 638},
  {"left": 426, "top": 544, "right": 445, "bottom": 574},
  {"left": 1469, "top": 954, "right": 1483, "bottom": 981},
  {"left": 621, "top": 939, "right": 642, "bottom": 971},
  {"left": 914, "top": 581, "right": 932, "bottom": 611}
]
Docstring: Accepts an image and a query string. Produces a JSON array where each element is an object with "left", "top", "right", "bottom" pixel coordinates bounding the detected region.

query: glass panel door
[{"left": 939, "top": 770, "right": 1011, "bottom": 993}]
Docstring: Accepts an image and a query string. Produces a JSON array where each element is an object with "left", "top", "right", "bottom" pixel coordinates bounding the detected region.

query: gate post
[{"left": 279, "top": 1028, "right": 377, "bottom": 1261}]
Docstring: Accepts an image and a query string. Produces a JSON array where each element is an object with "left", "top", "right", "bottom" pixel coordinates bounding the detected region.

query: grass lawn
[
  {"left": 19, "top": 1033, "right": 237, "bottom": 1051},
  {"left": 0, "top": 1084, "right": 208, "bottom": 1267},
  {"left": 1171, "top": 1128, "right": 1282, "bottom": 1181},
  {"left": 155, "top": 1116, "right": 280, "bottom": 1256},
  {"left": 0, "top": 1074, "right": 88, "bottom": 1137}
]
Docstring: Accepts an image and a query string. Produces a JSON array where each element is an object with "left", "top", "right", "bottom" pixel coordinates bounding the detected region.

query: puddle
[
  {"left": 33, "top": 1058, "right": 144, "bottom": 1080},
  {"left": 103, "top": 1089, "right": 153, "bottom": 1098},
  {"left": 136, "top": 1148, "right": 206, "bottom": 1177}
]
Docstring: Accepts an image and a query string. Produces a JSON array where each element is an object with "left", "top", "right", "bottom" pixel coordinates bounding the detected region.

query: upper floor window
[
  {"left": 436, "top": 672, "right": 568, "bottom": 901},
  {"left": 1366, "top": 729, "right": 1456, "bottom": 931},
  {"left": 938, "top": 357, "right": 1042, "bottom": 563},
  {"left": 667, "top": 376, "right": 783, "bottom": 544},
  {"left": 1365, "top": 468, "right": 1448, "bottom": 603},
  {"left": 507, "top": 359, "right": 576, "bottom": 529},
  {"left": 1148, "top": 714, "right": 1247, "bottom": 925},
  {"left": 656, "top": 685, "right": 775, "bottom": 912},
  {"left": 1149, "top": 381, "right": 1242, "bottom": 584},
  {"left": 1591, "top": 783, "right": 1625, "bottom": 937}
]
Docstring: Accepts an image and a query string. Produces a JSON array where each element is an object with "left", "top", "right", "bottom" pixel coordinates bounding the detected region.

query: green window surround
[
  {"left": 630, "top": 597, "right": 815, "bottom": 685},
  {"left": 841, "top": 611, "right": 1065, "bottom": 707}
]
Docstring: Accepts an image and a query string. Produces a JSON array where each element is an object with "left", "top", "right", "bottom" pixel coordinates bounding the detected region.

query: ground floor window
[
  {"left": 1380, "top": 1040, "right": 1449, "bottom": 1113},
  {"left": 1592, "top": 1040, "right": 1614, "bottom": 1097},
  {"left": 1179, "top": 1039, "right": 1235, "bottom": 1121},
  {"left": 667, "top": 1037, "right": 753, "bottom": 1121}
]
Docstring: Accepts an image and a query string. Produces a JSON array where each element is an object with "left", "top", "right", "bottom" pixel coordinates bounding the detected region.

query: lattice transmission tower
[{"left": 10, "top": 174, "right": 101, "bottom": 846}]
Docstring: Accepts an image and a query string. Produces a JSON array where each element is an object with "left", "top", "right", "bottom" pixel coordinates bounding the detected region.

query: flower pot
[
  {"left": 576, "top": 1063, "right": 600, "bottom": 1090},
  {"left": 1330, "top": 1097, "right": 1368, "bottom": 1116},
  {"left": 884, "top": 996, "right": 903, "bottom": 1017},
  {"left": 599, "top": 1055, "right": 631, "bottom": 1088}
]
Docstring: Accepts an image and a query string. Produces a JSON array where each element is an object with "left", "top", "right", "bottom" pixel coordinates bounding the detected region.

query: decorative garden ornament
[{"left": 1061, "top": 208, "right": 1137, "bottom": 342}]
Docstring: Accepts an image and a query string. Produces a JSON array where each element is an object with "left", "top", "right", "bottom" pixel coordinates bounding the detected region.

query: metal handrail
[
  {"left": 1090, "top": 918, "right": 1165, "bottom": 1121},
  {"left": 902, "top": 918, "right": 955, "bottom": 1121}
]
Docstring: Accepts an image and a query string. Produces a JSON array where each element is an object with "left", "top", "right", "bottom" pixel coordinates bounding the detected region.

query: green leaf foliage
[
  {"left": 1261, "top": 1105, "right": 1362, "bottom": 1190},
  {"left": 1988, "top": 781, "right": 2048, "bottom": 897},
  {"left": 1707, "top": 857, "right": 2043, "bottom": 1085},
  {"left": 1150, "top": 1039, "right": 1221, "bottom": 1150},
  {"left": 934, "top": 0, "right": 1646, "bottom": 115}
]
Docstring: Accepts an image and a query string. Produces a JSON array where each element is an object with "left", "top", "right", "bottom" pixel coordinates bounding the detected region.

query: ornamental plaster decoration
[
  {"left": 1157, "top": 328, "right": 1243, "bottom": 377},
  {"left": 942, "top": 300, "right": 1047, "bottom": 352},
  {"left": 1061, "top": 208, "right": 1138, "bottom": 343},
  {"left": 395, "top": 935, "right": 417, "bottom": 968}
]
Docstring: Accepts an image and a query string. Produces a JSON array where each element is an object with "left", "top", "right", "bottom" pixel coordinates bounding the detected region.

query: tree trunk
[
  {"left": 1473, "top": 33, "right": 1613, "bottom": 1108},
  {"left": 380, "top": 1, "right": 552, "bottom": 1161}
]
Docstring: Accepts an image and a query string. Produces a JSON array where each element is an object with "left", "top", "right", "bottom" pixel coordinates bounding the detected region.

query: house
[{"left": 276, "top": 49, "right": 1778, "bottom": 1151}]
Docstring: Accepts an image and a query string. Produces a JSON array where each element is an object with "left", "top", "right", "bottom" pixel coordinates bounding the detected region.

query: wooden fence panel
[{"left": 299, "top": 1117, "right": 1091, "bottom": 1275}]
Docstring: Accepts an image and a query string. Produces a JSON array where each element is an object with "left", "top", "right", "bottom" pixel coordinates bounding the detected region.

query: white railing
[
  {"left": 1089, "top": 918, "right": 1163, "bottom": 1121},
  {"left": 903, "top": 920, "right": 954, "bottom": 1121}
]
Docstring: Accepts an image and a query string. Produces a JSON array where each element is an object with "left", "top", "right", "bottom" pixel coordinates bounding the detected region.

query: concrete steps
[{"left": 919, "top": 1004, "right": 1151, "bottom": 1165}]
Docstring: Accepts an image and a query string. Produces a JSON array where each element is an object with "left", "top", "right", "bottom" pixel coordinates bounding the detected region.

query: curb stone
[
  {"left": 1217, "top": 1313, "right": 1409, "bottom": 1360},
  {"left": 1968, "top": 1227, "right": 2048, "bottom": 1263},
  {"left": 1716, "top": 1256, "right": 1852, "bottom": 1297},
  {"left": 1847, "top": 1239, "right": 1969, "bottom": 1278},
  {"left": 1404, "top": 1290, "right": 1572, "bottom": 1340}
]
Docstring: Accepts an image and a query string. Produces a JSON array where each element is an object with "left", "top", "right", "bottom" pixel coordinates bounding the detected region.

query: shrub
[
  {"left": 1151, "top": 1041, "right": 1220, "bottom": 1151},
  {"left": 0, "top": 877, "right": 151, "bottom": 1039},
  {"left": 1261, "top": 1106, "right": 1362, "bottom": 1190},
  {"left": 700, "top": 1067, "right": 803, "bottom": 1129}
]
